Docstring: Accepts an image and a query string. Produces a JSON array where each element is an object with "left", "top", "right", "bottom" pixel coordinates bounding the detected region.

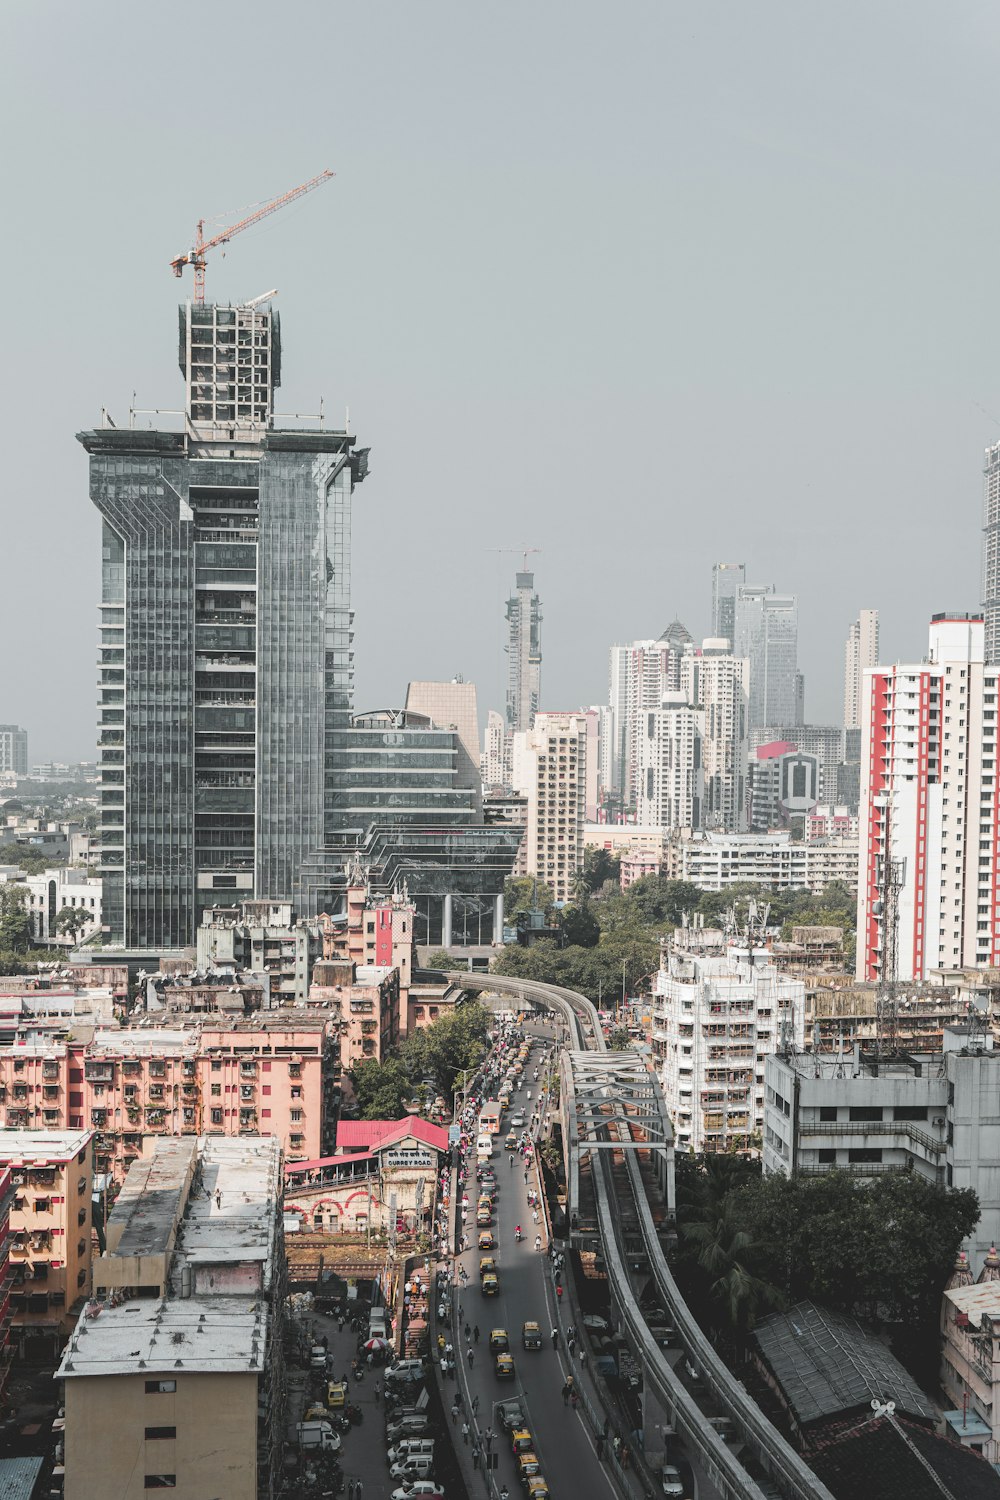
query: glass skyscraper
[
  {"left": 83, "top": 302, "right": 368, "bottom": 948},
  {"left": 733, "top": 586, "right": 800, "bottom": 728}
]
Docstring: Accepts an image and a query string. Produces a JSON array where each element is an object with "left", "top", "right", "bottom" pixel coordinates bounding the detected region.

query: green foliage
[
  {"left": 54, "top": 906, "right": 90, "bottom": 939},
  {"left": 557, "top": 903, "right": 600, "bottom": 948},
  {"left": 493, "top": 933, "right": 659, "bottom": 1005},
  {"left": 503, "top": 877, "right": 555, "bottom": 921},
  {"left": 673, "top": 1157, "right": 980, "bottom": 1345},
  {"left": 425, "top": 949, "right": 453, "bottom": 970},
  {"left": 0, "top": 886, "right": 31, "bottom": 952},
  {"left": 0, "top": 949, "right": 61, "bottom": 976},
  {"left": 575, "top": 846, "right": 621, "bottom": 896},
  {"left": 347, "top": 1001, "right": 492, "bottom": 1120},
  {"left": 0, "top": 844, "right": 66, "bottom": 876}
]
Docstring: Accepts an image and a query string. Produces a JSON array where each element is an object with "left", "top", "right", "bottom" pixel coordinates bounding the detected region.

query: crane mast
[{"left": 170, "top": 170, "right": 334, "bottom": 304}]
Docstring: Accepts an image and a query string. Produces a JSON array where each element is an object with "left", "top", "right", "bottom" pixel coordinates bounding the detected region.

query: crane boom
[{"left": 170, "top": 169, "right": 334, "bottom": 304}]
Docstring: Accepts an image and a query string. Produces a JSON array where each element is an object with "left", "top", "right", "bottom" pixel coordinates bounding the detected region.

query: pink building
[
  {"left": 308, "top": 960, "right": 400, "bottom": 1064},
  {"left": 620, "top": 849, "right": 661, "bottom": 888}
]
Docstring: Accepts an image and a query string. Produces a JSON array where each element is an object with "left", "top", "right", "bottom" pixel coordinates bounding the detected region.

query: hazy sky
[{"left": 3, "top": 2, "right": 1000, "bottom": 760}]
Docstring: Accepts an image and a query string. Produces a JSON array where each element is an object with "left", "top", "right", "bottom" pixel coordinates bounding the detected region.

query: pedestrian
[
  {"left": 464, "top": 1320, "right": 471, "bottom": 1340},
  {"left": 596, "top": 1435, "right": 604, "bottom": 1460},
  {"left": 472, "top": 1445, "right": 481, "bottom": 1470},
  {"left": 347, "top": 1481, "right": 356, "bottom": 1500},
  {"left": 356, "top": 1483, "right": 364, "bottom": 1500},
  {"left": 557, "top": 1285, "right": 563, "bottom": 1302},
  {"left": 484, "top": 1429, "right": 494, "bottom": 1451},
  {"left": 467, "top": 1346, "right": 474, "bottom": 1367},
  {"left": 321, "top": 1334, "right": 328, "bottom": 1350},
  {"left": 452, "top": 1403, "right": 459, "bottom": 1425},
  {"left": 551, "top": 1328, "right": 559, "bottom": 1349},
  {"left": 472, "top": 1394, "right": 480, "bottom": 1414},
  {"left": 462, "top": 1421, "right": 470, "bottom": 1445},
  {"left": 374, "top": 1379, "right": 381, "bottom": 1403},
  {"left": 567, "top": 1334, "right": 576, "bottom": 1354},
  {"left": 561, "top": 1383, "right": 570, "bottom": 1406},
  {"left": 602, "top": 1417, "right": 610, "bottom": 1441},
  {"left": 473, "top": 1325, "right": 480, "bottom": 1343}
]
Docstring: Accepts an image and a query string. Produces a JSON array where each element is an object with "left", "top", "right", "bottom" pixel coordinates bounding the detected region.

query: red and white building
[{"left": 858, "top": 614, "right": 1000, "bottom": 982}]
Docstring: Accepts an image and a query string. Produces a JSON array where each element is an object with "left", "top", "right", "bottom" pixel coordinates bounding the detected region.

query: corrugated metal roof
[
  {"left": 0, "top": 1456, "right": 44, "bottom": 1500},
  {"left": 753, "top": 1301, "right": 938, "bottom": 1428}
]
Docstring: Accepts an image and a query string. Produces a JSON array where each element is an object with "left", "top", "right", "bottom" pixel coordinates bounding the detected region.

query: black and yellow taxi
[
  {"left": 489, "top": 1328, "right": 509, "bottom": 1352},
  {"left": 494, "top": 1351, "right": 515, "bottom": 1380}
]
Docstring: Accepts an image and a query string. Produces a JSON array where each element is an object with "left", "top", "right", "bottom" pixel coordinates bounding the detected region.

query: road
[{"left": 450, "top": 1052, "right": 616, "bottom": 1500}]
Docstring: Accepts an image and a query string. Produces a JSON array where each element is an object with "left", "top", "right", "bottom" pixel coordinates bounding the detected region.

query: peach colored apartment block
[{"left": 0, "top": 1129, "right": 94, "bottom": 1345}]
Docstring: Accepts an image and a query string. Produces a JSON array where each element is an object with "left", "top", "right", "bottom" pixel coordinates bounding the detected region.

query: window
[
  {"left": 145, "top": 1427, "right": 177, "bottom": 1441},
  {"left": 848, "top": 1106, "right": 883, "bottom": 1123},
  {"left": 818, "top": 1149, "right": 836, "bottom": 1164},
  {"left": 144, "top": 1477, "right": 176, "bottom": 1489},
  {"left": 145, "top": 1380, "right": 176, "bottom": 1394},
  {"left": 819, "top": 1106, "right": 838, "bottom": 1122},
  {"left": 848, "top": 1148, "right": 883, "bottom": 1164}
]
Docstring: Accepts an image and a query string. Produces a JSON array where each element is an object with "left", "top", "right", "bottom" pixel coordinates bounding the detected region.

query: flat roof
[
  {"left": 945, "top": 1282, "right": 1000, "bottom": 1319},
  {"left": 0, "top": 1129, "right": 93, "bottom": 1163},
  {"left": 58, "top": 1136, "right": 280, "bottom": 1380}
]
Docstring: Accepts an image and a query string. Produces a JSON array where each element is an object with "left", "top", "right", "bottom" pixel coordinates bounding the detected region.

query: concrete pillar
[
  {"left": 641, "top": 1378, "right": 675, "bottom": 1468},
  {"left": 442, "top": 893, "right": 453, "bottom": 950},
  {"left": 494, "top": 892, "right": 505, "bottom": 941}
]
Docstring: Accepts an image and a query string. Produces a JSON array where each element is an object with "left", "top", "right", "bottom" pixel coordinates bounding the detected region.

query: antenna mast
[{"left": 875, "top": 833, "right": 905, "bottom": 1058}]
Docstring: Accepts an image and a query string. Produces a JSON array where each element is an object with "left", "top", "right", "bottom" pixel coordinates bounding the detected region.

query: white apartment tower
[
  {"left": 609, "top": 624, "right": 691, "bottom": 805},
  {"left": 505, "top": 571, "right": 542, "bottom": 733},
  {"left": 636, "top": 693, "right": 704, "bottom": 831},
  {"left": 843, "top": 609, "right": 879, "bottom": 730},
  {"left": 857, "top": 613, "right": 1000, "bottom": 982},
  {"left": 512, "top": 712, "right": 588, "bottom": 903},
  {"left": 483, "top": 709, "right": 512, "bottom": 789},
  {"left": 653, "top": 939, "right": 805, "bottom": 1154},
  {"left": 983, "top": 441, "right": 1000, "bottom": 665},
  {"left": 680, "top": 641, "right": 750, "bottom": 832}
]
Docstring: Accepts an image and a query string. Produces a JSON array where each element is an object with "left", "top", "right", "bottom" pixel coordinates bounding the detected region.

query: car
[
  {"left": 496, "top": 1399, "right": 526, "bottom": 1432},
  {"left": 495, "top": 1352, "right": 515, "bottom": 1380},
  {"left": 505, "top": 1132, "right": 518, "bottom": 1150},
  {"left": 511, "top": 1428, "right": 534, "bottom": 1456},
  {"left": 510, "top": 1113, "right": 526, "bottom": 1128},
  {"left": 521, "top": 1320, "right": 541, "bottom": 1350},
  {"left": 489, "top": 1328, "right": 509, "bottom": 1352},
  {"left": 326, "top": 1380, "right": 347, "bottom": 1408},
  {"left": 391, "top": 1486, "right": 443, "bottom": 1500},
  {"left": 309, "top": 1344, "right": 327, "bottom": 1369},
  {"left": 524, "top": 1479, "right": 550, "bottom": 1500},
  {"left": 479, "top": 1257, "right": 496, "bottom": 1280},
  {"left": 386, "top": 1415, "right": 430, "bottom": 1441},
  {"left": 517, "top": 1453, "right": 543, "bottom": 1486},
  {"left": 479, "top": 1230, "right": 495, "bottom": 1251},
  {"left": 477, "top": 1210, "right": 492, "bottom": 1228},
  {"left": 660, "top": 1465, "right": 684, "bottom": 1497},
  {"left": 482, "top": 1274, "right": 499, "bottom": 1296}
]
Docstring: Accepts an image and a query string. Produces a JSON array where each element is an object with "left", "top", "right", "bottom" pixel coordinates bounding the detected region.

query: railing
[{"left": 798, "top": 1120, "right": 944, "bottom": 1154}]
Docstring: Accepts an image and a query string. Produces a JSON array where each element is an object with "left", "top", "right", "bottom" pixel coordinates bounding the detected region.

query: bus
[{"left": 479, "top": 1102, "right": 503, "bottom": 1136}]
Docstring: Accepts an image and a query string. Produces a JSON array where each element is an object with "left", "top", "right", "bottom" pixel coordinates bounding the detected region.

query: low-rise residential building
[
  {"left": 665, "top": 829, "right": 859, "bottom": 896},
  {"left": 196, "top": 900, "right": 319, "bottom": 1003},
  {"left": 583, "top": 823, "right": 667, "bottom": 859},
  {"left": 0, "top": 1167, "right": 13, "bottom": 1409},
  {"left": 653, "top": 939, "right": 805, "bottom": 1153},
  {"left": 0, "top": 1130, "right": 94, "bottom": 1351},
  {"left": 308, "top": 959, "right": 399, "bottom": 1065},
  {"left": 763, "top": 1029, "right": 1000, "bottom": 1273},
  {"left": 620, "top": 848, "right": 661, "bottom": 888},
  {"left": 941, "top": 1264, "right": 1000, "bottom": 1462},
  {"left": 57, "top": 1135, "right": 285, "bottom": 1500}
]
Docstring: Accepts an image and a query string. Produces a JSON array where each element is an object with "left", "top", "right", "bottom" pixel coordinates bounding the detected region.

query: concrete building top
[
  {"left": 58, "top": 1136, "right": 280, "bottom": 1380},
  {"left": 0, "top": 1129, "right": 93, "bottom": 1162},
  {"left": 92, "top": 1028, "right": 198, "bottom": 1055},
  {"left": 944, "top": 1281, "right": 1000, "bottom": 1321},
  {"left": 353, "top": 965, "right": 394, "bottom": 986}
]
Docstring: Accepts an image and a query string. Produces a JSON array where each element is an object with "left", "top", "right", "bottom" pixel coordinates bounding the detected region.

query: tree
[
  {"left": 0, "top": 886, "right": 31, "bottom": 953},
  {"left": 402, "top": 1001, "right": 491, "bottom": 1099},
  {"left": 681, "top": 1193, "right": 784, "bottom": 1339},
  {"left": 348, "top": 1057, "right": 411, "bottom": 1120},
  {"left": 503, "top": 877, "right": 555, "bottom": 922},
  {"left": 54, "top": 906, "right": 91, "bottom": 942},
  {"left": 575, "top": 846, "right": 621, "bottom": 897},
  {"left": 557, "top": 903, "right": 600, "bottom": 948},
  {"left": 425, "top": 949, "right": 453, "bottom": 970}
]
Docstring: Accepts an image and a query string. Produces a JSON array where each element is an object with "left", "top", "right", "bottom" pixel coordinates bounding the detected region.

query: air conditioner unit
[{"left": 932, "top": 1117, "right": 946, "bottom": 1128}]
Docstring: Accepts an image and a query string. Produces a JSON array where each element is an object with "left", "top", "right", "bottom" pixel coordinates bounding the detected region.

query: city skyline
[{"left": 3, "top": 7, "right": 999, "bottom": 761}]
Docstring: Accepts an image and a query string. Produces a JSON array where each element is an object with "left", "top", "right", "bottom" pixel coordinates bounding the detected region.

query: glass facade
[{"left": 734, "top": 588, "right": 799, "bottom": 728}]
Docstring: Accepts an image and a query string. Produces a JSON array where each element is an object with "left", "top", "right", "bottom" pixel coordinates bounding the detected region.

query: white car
[
  {"left": 661, "top": 1466, "right": 684, "bottom": 1498},
  {"left": 510, "top": 1114, "right": 526, "bottom": 1128},
  {"left": 391, "top": 1486, "right": 443, "bottom": 1500}
]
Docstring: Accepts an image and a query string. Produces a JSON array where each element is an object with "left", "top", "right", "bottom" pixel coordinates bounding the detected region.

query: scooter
[{"left": 514, "top": 1227, "right": 523, "bottom": 1242}]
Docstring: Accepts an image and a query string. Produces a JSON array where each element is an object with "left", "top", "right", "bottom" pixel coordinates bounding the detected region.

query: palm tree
[{"left": 681, "top": 1194, "right": 783, "bottom": 1339}]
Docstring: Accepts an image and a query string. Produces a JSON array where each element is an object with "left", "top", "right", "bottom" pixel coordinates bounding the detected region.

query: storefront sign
[{"left": 384, "top": 1147, "right": 435, "bottom": 1169}]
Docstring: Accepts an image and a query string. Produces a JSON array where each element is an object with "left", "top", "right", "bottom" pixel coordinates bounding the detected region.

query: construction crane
[
  {"left": 489, "top": 547, "right": 541, "bottom": 572},
  {"left": 170, "top": 170, "right": 334, "bottom": 305}
]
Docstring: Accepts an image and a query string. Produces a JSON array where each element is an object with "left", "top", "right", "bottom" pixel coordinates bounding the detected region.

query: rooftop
[
  {"left": 944, "top": 1281, "right": 1000, "bottom": 1321},
  {"left": 0, "top": 1128, "right": 93, "bottom": 1163},
  {"left": 810, "top": 1413, "right": 1000, "bottom": 1500},
  {"left": 332, "top": 1117, "right": 449, "bottom": 1155},
  {"left": 754, "top": 1301, "right": 937, "bottom": 1429}
]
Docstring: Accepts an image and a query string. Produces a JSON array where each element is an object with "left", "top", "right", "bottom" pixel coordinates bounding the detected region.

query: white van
[
  {"left": 387, "top": 1437, "right": 435, "bottom": 1465},
  {"left": 476, "top": 1132, "right": 493, "bottom": 1161},
  {"left": 368, "top": 1307, "right": 389, "bottom": 1340},
  {"left": 296, "top": 1420, "right": 341, "bottom": 1452}
]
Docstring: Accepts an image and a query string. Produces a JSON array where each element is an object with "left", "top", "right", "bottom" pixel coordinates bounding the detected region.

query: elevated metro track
[{"left": 448, "top": 971, "right": 837, "bottom": 1500}]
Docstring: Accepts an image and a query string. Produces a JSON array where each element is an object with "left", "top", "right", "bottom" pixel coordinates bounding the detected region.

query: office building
[
  {"left": 83, "top": 300, "right": 369, "bottom": 949},
  {"left": 750, "top": 724, "right": 844, "bottom": 805},
  {"left": 748, "top": 743, "right": 821, "bottom": 831},
  {"left": 680, "top": 641, "right": 749, "bottom": 832},
  {"left": 653, "top": 939, "right": 804, "bottom": 1154},
  {"left": 843, "top": 609, "right": 879, "bottom": 730},
  {"left": 58, "top": 1135, "right": 285, "bottom": 1500},
  {"left": 404, "top": 678, "right": 482, "bottom": 814},
  {"left": 857, "top": 613, "right": 1000, "bottom": 983},
  {"left": 0, "top": 728, "right": 27, "bottom": 778},
  {"left": 734, "top": 587, "right": 800, "bottom": 728},
  {"left": 635, "top": 694, "right": 704, "bottom": 832},
  {"left": 512, "top": 711, "right": 589, "bottom": 903},
  {"left": 984, "top": 440, "right": 1000, "bottom": 665},
  {"left": 711, "top": 562, "right": 745, "bottom": 645},
  {"left": 1, "top": 1130, "right": 94, "bottom": 1349},
  {"left": 505, "top": 570, "right": 542, "bottom": 732},
  {"left": 21, "top": 868, "right": 102, "bottom": 946}
]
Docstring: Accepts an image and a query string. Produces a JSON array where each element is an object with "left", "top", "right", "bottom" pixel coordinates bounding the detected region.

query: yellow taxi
[
  {"left": 489, "top": 1328, "right": 509, "bottom": 1352},
  {"left": 495, "top": 1351, "right": 515, "bottom": 1380},
  {"left": 477, "top": 1207, "right": 492, "bottom": 1228},
  {"left": 479, "top": 1256, "right": 496, "bottom": 1280},
  {"left": 326, "top": 1380, "right": 347, "bottom": 1409},
  {"left": 482, "top": 1273, "right": 499, "bottom": 1296},
  {"left": 517, "top": 1453, "right": 543, "bottom": 1486},
  {"left": 521, "top": 1320, "right": 541, "bottom": 1350},
  {"left": 511, "top": 1429, "right": 534, "bottom": 1457},
  {"left": 478, "top": 1229, "right": 495, "bottom": 1251},
  {"left": 504, "top": 1132, "right": 518, "bottom": 1151},
  {"left": 525, "top": 1478, "right": 550, "bottom": 1500}
]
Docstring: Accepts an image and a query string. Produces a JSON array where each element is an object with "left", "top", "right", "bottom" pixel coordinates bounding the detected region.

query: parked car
[
  {"left": 387, "top": 1415, "right": 431, "bottom": 1442},
  {"left": 660, "top": 1465, "right": 684, "bottom": 1497},
  {"left": 521, "top": 1321, "right": 541, "bottom": 1350},
  {"left": 497, "top": 1399, "right": 526, "bottom": 1432},
  {"left": 391, "top": 1486, "right": 443, "bottom": 1500}
]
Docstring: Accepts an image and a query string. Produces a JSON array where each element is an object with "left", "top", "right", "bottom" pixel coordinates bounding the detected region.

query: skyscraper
[
  {"left": 636, "top": 693, "right": 704, "bottom": 831},
  {"left": 711, "top": 562, "right": 745, "bottom": 645},
  {"left": 843, "top": 609, "right": 879, "bottom": 729},
  {"left": 733, "top": 587, "right": 800, "bottom": 728},
  {"left": 983, "top": 442, "right": 1000, "bottom": 664},
  {"left": 84, "top": 300, "right": 368, "bottom": 948},
  {"left": 681, "top": 642, "right": 749, "bottom": 832},
  {"left": 0, "top": 726, "right": 27, "bottom": 777},
  {"left": 608, "top": 625, "right": 690, "bottom": 806},
  {"left": 511, "top": 711, "right": 588, "bottom": 903},
  {"left": 505, "top": 571, "right": 542, "bottom": 732}
]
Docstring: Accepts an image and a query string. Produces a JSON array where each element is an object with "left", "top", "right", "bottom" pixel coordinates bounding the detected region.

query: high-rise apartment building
[
  {"left": 843, "top": 609, "right": 879, "bottom": 729},
  {"left": 857, "top": 613, "right": 1000, "bottom": 982},
  {"left": 734, "top": 587, "right": 800, "bottom": 728},
  {"left": 680, "top": 641, "right": 749, "bottom": 832},
  {"left": 505, "top": 570, "right": 542, "bottom": 732},
  {"left": 711, "top": 562, "right": 745, "bottom": 645},
  {"left": 636, "top": 694, "right": 704, "bottom": 831},
  {"left": 0, "top": 727, "right": 28, "bottom": 777},
  {"left": 512, "top": 711, "right": 588, "bottom": 903},
  {"left": 983, "top": 442, "right": 1000, "bottom": 664},
  {"left": 608, "top": 626, "right": 690, "bottom": 805},
  {"left": 83, "top": 301, "right": 369, "bottom": 949},
  {"left": 483, "top": 709, "right": 512, "bottom": 789}
]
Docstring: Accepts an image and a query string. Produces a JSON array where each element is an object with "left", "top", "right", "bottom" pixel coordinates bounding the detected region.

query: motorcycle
[
  {"left": 514, "top": 1228, "right": 523, "bottom": 1242},
  {"left": 344, "top": 1404, "right": 364, "bottom": 1425}
]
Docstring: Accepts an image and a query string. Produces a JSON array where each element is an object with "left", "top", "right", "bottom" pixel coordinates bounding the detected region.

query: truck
[{"left": 296, "top": 1420, "right": 341, "bottom": 1453}]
